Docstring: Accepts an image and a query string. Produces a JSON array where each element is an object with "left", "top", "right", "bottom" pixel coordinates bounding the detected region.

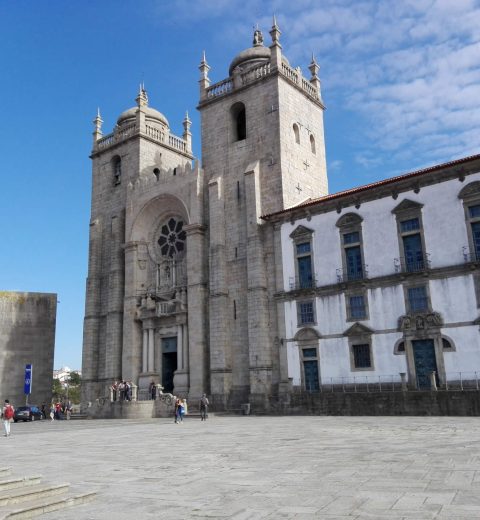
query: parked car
[{"left": 13, "top": 405, "right": 43, "bottom": 422}]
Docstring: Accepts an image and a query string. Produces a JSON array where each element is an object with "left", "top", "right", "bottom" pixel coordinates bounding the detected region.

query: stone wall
[
  {"left": 0, "top": 291, "right": 56, "bottom": 408},
  {"left": 273, "top": 390, "right": 480, "bottom": 416}
]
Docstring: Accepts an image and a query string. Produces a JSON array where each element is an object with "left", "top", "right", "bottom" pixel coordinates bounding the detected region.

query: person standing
[
  {"left": 2, "top": 400, "right": 15, "bottom": 437},
  {"left": 199, "top": 394, "right": 209, "bottom": 421},
  {"left": 174, "top": 398, "right": 181, "bottom": 424}
]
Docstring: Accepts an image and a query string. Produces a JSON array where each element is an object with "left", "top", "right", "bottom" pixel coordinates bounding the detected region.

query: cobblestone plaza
[{"left": 4, "top": 416, "right": 480, "bottom": 519}]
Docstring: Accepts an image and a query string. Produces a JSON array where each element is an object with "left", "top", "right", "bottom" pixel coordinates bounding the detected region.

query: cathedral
[{"left": 82, "top": 20, "right": 480, "bottom": 413}]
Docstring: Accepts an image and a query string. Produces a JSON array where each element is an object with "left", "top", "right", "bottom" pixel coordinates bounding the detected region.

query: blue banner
[{"left": 24, "top": 364, "right": 32, "bottom": 395}]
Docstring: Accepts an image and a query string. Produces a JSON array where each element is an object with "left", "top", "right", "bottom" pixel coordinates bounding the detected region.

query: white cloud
[{"left": 161, "top": 0, "right": 480, "bottom": 170}]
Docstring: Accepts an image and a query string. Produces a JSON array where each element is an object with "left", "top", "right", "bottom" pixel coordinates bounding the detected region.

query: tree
[
  {"left": 52, "top": 378, "right": 63, "bottom": 400},
  {"left": 68, "top": 371, "right": 81, "bottom": 386}
]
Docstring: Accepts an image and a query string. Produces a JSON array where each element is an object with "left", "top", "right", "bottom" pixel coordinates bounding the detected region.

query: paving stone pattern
[{"left": 3, "top": 416, "right": 480, "bottom": 519}]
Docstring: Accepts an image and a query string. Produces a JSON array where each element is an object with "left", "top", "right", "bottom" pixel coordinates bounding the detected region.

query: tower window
[
  {"left": 231, "top": 102, "right": 246, "bottom": 141},
  {"left": 293, "top": 124, "right": 300, "bottom": 144},
  {"left": 310, "top": 134, "right": 316, "bottom": 154},
  {"left": 112, "top": 156, "right": 122, "bottom": 185}
]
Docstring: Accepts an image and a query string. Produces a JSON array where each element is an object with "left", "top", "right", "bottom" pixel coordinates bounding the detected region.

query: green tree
[
  {"left": 52, "top": 378, "right": 64, "bottom": 400},
  {"left": 68, "top": 371, "right": 81, "bottom": 386}
]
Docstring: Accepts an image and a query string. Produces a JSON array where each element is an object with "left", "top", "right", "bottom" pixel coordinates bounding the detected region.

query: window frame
[
  {"left": 336, "top": 213, "right": 366, "bottom": 282},
  {"left": 351, "top": 343, "right": 373, "bottom": 370},
  {"left": 392, "top": 199, "right": 427, "bottom": 273},
  {"left": 459, "top": 182, "right": 480, "bottom": 262},
  {"left": 290, "top": 226, "right": 315, "bottom": 290},
  {"left": 403, "top": 282, "right": 431, "bottom": 314},
  {"left": 345, "top": 291, "right": 369, "bottom": 322},
  {"left": 300, "top": 345, "right": 320, "bottom": 392},
  {"left": 297, "top": 299, "right": 316, "bottom": 326}
]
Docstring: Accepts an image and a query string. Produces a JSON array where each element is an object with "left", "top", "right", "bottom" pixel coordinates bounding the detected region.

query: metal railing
[
  {"left": 463, "top": 247, "right": 480, "bottom": 263},
  {"left": 444, "top": 372, "right": 480, "bottom": 390},
  {"left": 336, "top": 265, "right": 369, "bottom": 283},
  {"left": 394, "top": 253, "right": 431, "bottom": 273},
  {"left": 305, "top": 374, "right": 404, "bottom": 393},
  {"left": 289, "top": 276, "right": 318, "bottom": 291}
]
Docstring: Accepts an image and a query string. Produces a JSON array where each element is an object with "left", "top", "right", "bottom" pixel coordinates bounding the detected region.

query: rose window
[{"left": 158, "top": 218, "right": 186, "bottom": 257}]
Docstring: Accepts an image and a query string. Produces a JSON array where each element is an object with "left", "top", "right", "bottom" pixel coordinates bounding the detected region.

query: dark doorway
[
  {"left": 162, "top": 337, "right": 177, "bottom": 393},
  {"left": 412, "top": 339, "right": 437, "bottom": 389}
]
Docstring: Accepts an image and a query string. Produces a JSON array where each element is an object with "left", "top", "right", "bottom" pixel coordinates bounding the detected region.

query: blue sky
[{"left": 1, "top": 0, "right": 479, "bottom": 370}]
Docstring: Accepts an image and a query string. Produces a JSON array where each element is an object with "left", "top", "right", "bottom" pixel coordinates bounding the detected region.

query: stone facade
[
  {"left": 82, "top": 22, "right": 327, "bottom": 410},
  {"left": 267, "top": 155, "right": 480, "bottom": 395},
  {"left": 82, "top": 20, "right": 479, "bottom": 412},
  {"left": 0, "top": 291, "right": 56, "bottom": 407}
]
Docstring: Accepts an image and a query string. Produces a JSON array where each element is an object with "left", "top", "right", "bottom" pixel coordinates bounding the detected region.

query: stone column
[
  {"left": 177, "top": 325, "right": 184, "bottom": 370},
  {"left": 105, "top": 214, "right": 125, "bottom": 384},
  {"left": 148, "top": 328, "right": 155, "bottom": 372},
  {"left": 142, "top": 328, "right": 148, "bottom": 373},
  {"left": 82, "top": 217, "right": 102, "bottom": 405},
  {"left": 244, "top": 161, "right": 272, "bottom": 411},
  {"left": 207, "top": 178, "right": 232, "bottom": 408},
  {"left": 122, "top": 240, "right": 144, "bottom": 388}
]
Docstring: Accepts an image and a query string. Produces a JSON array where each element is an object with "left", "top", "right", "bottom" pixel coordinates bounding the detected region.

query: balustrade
[{"left": 206, "top": 78, "right": 233, "bottom": 99}]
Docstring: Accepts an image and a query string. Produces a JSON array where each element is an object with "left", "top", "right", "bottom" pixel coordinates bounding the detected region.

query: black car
[{"left": 13, "top": 405, "right": 44, "bottom": 422}]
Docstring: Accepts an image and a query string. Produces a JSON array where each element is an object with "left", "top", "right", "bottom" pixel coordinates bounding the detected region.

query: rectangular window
[
  {"left": 408, "top": 286, "right": 428, "bottom": 312},
  {"left": 349, "top": 295, "right": 366, "bottom": 319},
  {"left": 298, "top": 301, "right": 315, "bottom": 325},
  {"left": 469, "top": 205, "right": 480, "bottom": 218},
  {"left": 296, "top": 242, "right": 311, "bottom": 254},
  {"left": 302, "top": 348, "right": 317, "bottom": 358},
  {"left": 345, "top": 246, "right": 363, "bottom": 280},
  {"left": 353, "top": 344, "right": 371, "bottom": 368},
  {"left": 343, "top": 231, "right": 360, "bottom": 245},
  {"left": 471, "top": 222, "right": 480, "bottom": 260},
  {"left": 402, "top": 233, "right": 424, "bottom": 271},
  {"left": 400, "top": 218, "right": 420, "bottom": 232}
]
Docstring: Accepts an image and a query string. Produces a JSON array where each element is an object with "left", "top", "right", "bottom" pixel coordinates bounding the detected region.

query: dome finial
[
  {"left": 253, "top": 25, "right": 264, "bottom": 47},
  {"left": 136, "top": 83, "right": 148, "bottom": 108}
]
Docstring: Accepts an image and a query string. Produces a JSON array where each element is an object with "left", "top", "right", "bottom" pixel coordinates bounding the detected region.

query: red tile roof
[{"left": 262, "top": 153, "right": 480, "bottom": 220}]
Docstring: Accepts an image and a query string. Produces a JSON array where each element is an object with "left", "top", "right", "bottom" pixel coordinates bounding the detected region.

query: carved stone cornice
[
  {"left": 398, "top": 311, "right": 443, "bottom": 331},
  {"left": 289, "top": 225, "right": 313, "bottom": 239}
]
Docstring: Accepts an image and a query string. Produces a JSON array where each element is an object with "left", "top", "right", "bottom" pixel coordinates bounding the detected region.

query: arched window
[
  {"left": 231, "top": 102, "right": 246, "bottom": 141},
  {"left": 442, "top": 337, "right": 455, "bottom": 351},
  {"left": 112, "top": 156, "right": 122, "bottom": 185},
  {"left": 293, "top": 123, "right": 300, "bottom": 144},
  {"left": 310, "top": 134, "right": 316, "bottom": 154},
  {"left": 153, "top": 168, "right": 160, "bottom": 180}
]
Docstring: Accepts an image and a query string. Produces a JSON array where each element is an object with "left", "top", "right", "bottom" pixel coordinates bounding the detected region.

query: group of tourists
[
  {"left": 110, "top": 380, "right": 133, "bottom": 401},
  {"left": 173, "top": 393, "right": 210, "bottom": 423},
  {"left": 48, "top": 401, "right": 72, "bottom": 420}
]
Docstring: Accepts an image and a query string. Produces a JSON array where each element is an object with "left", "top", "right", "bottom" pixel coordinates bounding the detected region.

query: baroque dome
[
  {"left": 229, "top": 45, "right": 271, "bottom": 76},
  {"left": 117, "top": 105, "right": 169, "bottom": 127}
]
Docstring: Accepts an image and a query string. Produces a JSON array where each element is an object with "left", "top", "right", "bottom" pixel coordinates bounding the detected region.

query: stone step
[
  {"left": 0, "top": 484, "right": 69, "bottom": 507},
  {"left": 69, "top": 414, "right": 88, "bottom": 420},
  {"left": 0, "top": 472, "right": 11, "bottom": 479},
  {"left": 0, "top": 492, "right": 96, "bottom": 519},
  {"left": 0, "top": 478, "right": 41, "bottom": 492}
]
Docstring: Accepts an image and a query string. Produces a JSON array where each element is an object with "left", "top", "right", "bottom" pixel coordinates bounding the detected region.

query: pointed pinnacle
[{"left": 273, "top": 14, "right": 278, "bottom": 27}]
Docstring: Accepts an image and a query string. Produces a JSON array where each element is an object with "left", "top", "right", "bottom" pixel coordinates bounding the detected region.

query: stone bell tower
[
  {"left": 82, "top": 85, "right": 205, "bottom": 405},
  {"left": 198, "top": 19, "right": 328, "bottom": 409}
]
